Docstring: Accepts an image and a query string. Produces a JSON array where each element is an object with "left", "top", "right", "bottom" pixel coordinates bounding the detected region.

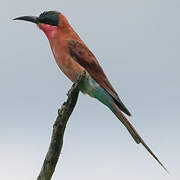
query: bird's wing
[{"left": 68, "top": 40, "right": 131, "bottom": 116}]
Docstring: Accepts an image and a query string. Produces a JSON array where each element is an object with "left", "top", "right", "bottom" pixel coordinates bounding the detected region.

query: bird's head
[{"left": 13, "top": 11, "right": 66, "bottom": 39}]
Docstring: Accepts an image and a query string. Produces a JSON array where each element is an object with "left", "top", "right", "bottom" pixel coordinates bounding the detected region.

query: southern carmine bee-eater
[{"left": 14, "top": 11, "right": 168, "bottom": 172}]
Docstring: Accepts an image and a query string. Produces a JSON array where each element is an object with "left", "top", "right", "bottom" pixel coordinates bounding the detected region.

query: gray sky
[{"left": 2, "top": 0, "right": 180, "bottom": 179}]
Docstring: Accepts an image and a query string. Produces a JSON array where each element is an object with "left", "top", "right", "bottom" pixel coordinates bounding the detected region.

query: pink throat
[{"left": 38, "top": 24, "right": 58, "bottom": 39}]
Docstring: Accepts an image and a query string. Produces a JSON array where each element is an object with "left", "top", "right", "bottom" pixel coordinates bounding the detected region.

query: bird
[{"left": 14, "top": 11, "right": 168, "bottom": 172}]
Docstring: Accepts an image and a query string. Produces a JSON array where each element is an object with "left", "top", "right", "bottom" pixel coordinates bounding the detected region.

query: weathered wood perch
[{"left": 37, "top": 71, "right": 86, "bottom": 180}]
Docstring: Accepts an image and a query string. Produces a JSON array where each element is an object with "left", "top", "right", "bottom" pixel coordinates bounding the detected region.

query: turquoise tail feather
[{"left": 80, "top": 75, "right": 168, "bottom": 172}]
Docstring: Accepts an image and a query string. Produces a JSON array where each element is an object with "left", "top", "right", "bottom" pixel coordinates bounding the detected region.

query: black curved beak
[{"left": 13, "top": 16, "right": 40, "bottom": 24}]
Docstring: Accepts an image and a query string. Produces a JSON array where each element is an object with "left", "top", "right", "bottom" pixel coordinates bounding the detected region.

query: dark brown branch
[{"left": 37, "top": 71, "right": 86, "bottom": 180}]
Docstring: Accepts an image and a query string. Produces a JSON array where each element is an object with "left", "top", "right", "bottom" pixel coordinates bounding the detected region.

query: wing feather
[{"left": 68, "top": 40, "right": 131, "bottom": 116}]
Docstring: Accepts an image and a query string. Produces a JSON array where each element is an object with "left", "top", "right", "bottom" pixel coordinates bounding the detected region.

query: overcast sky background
[{"left": 2, "top": 0, "right": 180, "bottom": 179}]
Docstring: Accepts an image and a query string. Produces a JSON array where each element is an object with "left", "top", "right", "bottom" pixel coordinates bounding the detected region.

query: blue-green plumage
[{"left": 80, "top": 75, "right": 115, "bottom": 112}]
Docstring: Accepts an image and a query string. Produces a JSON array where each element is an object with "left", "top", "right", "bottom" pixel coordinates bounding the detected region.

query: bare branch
[{"left": 37, "top": 71, "right": 86, "bottom": 180}]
